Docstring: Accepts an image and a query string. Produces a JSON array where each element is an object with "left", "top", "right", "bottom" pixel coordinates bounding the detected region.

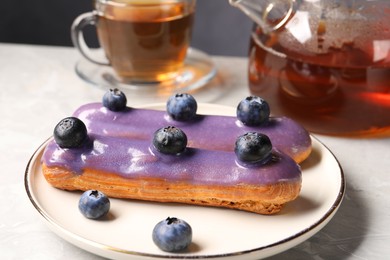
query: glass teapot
[{"left": 230, "top": 0, "right": 390, "bottom": 137}]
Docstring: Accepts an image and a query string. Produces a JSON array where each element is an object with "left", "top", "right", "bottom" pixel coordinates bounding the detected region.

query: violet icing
[
  {"left": 72, "top": 103, "right": 311, "bottom": 160},
  {"left": 42, "top": 134, "right": 301, "bottom": 186}
]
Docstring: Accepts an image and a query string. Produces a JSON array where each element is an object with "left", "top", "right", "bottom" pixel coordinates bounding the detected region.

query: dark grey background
[{"left": 0, "top": 0, "right": 253, "bottom": 57}]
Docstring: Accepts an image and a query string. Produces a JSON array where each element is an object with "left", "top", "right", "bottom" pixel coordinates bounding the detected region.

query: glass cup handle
[{"left": 71, "top": 11, "right": 110, "bottom": 66}]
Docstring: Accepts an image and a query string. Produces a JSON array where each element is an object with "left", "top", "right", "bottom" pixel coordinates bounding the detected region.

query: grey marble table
[{"left": 1, "top": 43, "right": 389, "bottom": 259}]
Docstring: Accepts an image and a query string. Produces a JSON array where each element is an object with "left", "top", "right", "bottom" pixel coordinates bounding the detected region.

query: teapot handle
[
  {"left": 251, "top": 31, "right": 287, "bottom": 58},
  {"left": 230, "top": 0, "right": 295, "bottom": 33}
]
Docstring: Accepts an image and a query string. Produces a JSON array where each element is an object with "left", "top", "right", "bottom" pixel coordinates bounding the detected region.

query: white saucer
[
  {"left": 75, "top": 48, "right": 217, "bottom": 96},
  {"left": 25, "top": 104, "right": 345, "bottom": 260}
]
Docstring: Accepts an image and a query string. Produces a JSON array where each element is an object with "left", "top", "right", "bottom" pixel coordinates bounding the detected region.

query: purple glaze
[
  {"left": 73, "top": 103, "right": 311, "bottom": 159},
  {"left": 42, "top": 134, "right": 301, "bottom": 186}
]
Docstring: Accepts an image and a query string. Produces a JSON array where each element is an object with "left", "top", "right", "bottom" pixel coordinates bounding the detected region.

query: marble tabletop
[{"left": 1, "top": 43, "right": 389, "bottom": 259}]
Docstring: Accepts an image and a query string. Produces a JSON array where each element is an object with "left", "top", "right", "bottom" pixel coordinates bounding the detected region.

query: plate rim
[{"left": 24, "top": 104, "right": 345, "bottom": 259}]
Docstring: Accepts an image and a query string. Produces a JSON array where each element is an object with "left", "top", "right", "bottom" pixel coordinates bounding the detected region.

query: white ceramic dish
[{"left": 25, "top": 104, "right": 345, "bottom": 260}]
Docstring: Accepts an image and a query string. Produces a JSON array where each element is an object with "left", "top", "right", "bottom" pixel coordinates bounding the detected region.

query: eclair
[
  {"left": 42, "top": 125, "right": 302, "bottom": 215},
  {"left": 73, "top": 94, "right": 312, "bottom": 163}
]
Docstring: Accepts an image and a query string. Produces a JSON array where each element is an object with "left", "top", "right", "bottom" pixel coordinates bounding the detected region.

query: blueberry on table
[
  {"left": 54, "top": 117, "right": 88, "bottom": 148},
  {"left": 166, "top": 93, "right": 197, "bottom": 121},
  {"left": 153, "top": 126, "right": 187, "bottom": 155},
  {"left": 78, "top": 190, "right": 110, "bottom": 219},
  {"left": 235, "top": 132, "right": 272, "bottom": 163},
  {"left": 152, "top": 217, "right": 192, "bottom": 252},
  {"left": 236, "top": 96, "right": 270, "bottom": 126},
  {"left": 102, "top": 88, "right": 127, "bottom": 111}
]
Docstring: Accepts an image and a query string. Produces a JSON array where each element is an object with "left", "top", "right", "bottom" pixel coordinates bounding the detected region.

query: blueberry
[
  {"left": 54, "top": 117, "right": 88, "bottom": 148},
  {"left": 78, "top": 190, "right": 110, "bottom": 219},
  {"left": 166, "top": 93, "right": 197, "bottom": 121},
  {"left": 102, "top": 88, "right": 127, "bottom": 111},
  {"left": 153, "top": 126, "right": 187, "bottom": 155},
  {"left": 236, "top": 96, "right": 270, "bottom": 126},
  {"left": 152, "top": 217, "right": 192, "bottom": 252},
  {"left": 235, "top": 132, "right": 272, "bottom": 163}
]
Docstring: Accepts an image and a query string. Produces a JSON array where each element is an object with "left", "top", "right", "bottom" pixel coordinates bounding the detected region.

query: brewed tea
[
  {"left": 248, "top": 24, "right": 390, "bottom": 136},
  {"left": 96, "top": 2, "right": 194, "bottom": 82}
]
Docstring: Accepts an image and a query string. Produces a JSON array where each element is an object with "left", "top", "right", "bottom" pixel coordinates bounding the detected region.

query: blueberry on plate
[
  {"left": 152, "top": 217, "right": 192, "bottom": 252},
  {"left": 236, "top": 96, "right": 270, "bottom": 126},
  {"left": 235, "top": 132, "right": 272, "bottom": 163},
  {"left": 166, "top": 93, "right": 197, "bottom": 121},
  {"left": 54, "top": 117, "right": 88, "bottom": 148},
  {"left": 153, "top": 126, "right": 187, "bottom": 155},
  {"left": 78, "top": 190, "right": 110, "bottom": 219},
  {"left": 102, "top": 88, "right": 127, "bottom": 111}
]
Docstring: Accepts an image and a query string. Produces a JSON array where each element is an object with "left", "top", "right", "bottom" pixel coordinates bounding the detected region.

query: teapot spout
[{"left": 229, "top": 0, "right": 295, "bottom": 32}]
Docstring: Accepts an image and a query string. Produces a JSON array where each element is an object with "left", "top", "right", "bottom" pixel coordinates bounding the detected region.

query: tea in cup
[{"left": 72, "top": 0, "right": 196, "bottom": 83}]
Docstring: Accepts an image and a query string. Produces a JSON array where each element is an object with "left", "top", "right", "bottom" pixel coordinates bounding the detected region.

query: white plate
[{"left": 25, "top": 104, "right": 345, "bottom": 260}]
